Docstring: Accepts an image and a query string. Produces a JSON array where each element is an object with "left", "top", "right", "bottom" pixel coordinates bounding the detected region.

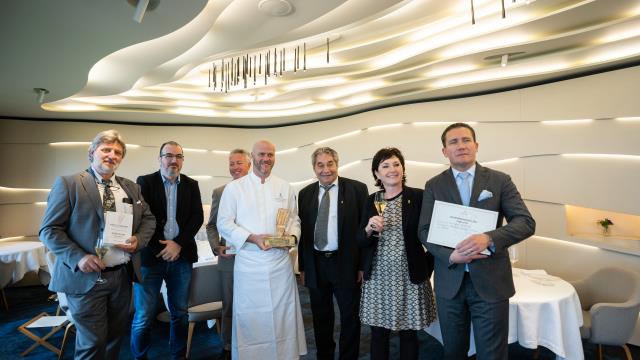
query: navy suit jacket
[
  {"left": 418, "top": 163, "right": 535, "bottom": 302},
  {"left": 136, "top": 171, "right": 203, "bottom": 265}
]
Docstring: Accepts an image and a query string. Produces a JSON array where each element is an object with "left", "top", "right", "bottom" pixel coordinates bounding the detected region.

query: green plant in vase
[{"left": 596, "top": 218, "right": 614, "bottom": 236}]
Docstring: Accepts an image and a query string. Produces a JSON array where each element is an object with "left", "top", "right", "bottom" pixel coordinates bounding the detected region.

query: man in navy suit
[
  {"left": 131, "top": 141, "right": 204, "bottom": 360},
  {"left": 40, "top": 129, "right": 155, "bottom": 360},
  {"left": 298, "top": 147, "right": 368, "bottom": 360},
  {"left": 418, "top": 123, "right": 535, "bottom": 360}
]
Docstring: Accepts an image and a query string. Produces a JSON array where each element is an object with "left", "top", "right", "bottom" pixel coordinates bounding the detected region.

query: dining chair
[
  {"left": 44, "top": 251, "right": 75, "bottom": 360},
  {"left": 0, "top": 260, "right": 16, "bottom": 311},
  {"left": 184, "top": 264, "right": 223, "bottom": 359},
  {"left": 570, "top": 267, "right": 640, "bottom": 360}
]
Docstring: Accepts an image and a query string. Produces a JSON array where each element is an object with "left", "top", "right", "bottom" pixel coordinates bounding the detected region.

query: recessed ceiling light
[{"left": 258, "top": 0, "right": 294, "bottom": 17}]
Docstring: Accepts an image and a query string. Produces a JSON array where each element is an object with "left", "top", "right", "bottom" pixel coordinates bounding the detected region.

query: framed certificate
[
  {"left": 103, "top": 211, "right": 133, "bottom": 245},
  {"left": 426, "top": 200, "right": 498, "bottom": 255}
]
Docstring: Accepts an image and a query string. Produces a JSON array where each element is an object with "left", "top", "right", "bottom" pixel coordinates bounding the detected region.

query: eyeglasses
[{"left": 161, "top": 153, "right": 185, "bottom": 160}]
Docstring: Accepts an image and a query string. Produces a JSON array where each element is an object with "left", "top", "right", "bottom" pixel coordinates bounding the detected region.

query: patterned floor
[{"left": 1, "top": 278, "right": 639, "bottom": 359}]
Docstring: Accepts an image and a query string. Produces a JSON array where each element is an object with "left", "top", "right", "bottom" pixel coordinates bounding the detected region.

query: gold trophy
[{"left": 264, "top": 208, "right": 296, "bottom": 247}]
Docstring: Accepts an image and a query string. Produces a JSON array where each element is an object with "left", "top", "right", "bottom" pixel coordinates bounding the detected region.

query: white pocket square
[{"left": 478, "top": 190, "right": 493, "bottom": 202}]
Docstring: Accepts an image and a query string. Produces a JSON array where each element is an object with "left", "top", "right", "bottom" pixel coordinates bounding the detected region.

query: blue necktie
[
  {"left": 457, "top": 172, "right": 472, "bottom": 272},
  {"left": 457, "top": 172, "right": 471, "bottom": 206}
]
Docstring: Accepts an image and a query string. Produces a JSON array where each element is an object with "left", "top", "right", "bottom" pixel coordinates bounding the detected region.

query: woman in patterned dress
[{"left": 358, "top": 147, "right": 436, "bottom": 360}]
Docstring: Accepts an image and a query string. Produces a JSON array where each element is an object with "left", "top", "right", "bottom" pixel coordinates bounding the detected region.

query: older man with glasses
[{"left": 131, "top": 141, "right": 204, "bottom": 360}]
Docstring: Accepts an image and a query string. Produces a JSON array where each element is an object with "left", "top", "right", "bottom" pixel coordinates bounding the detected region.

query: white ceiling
[{"left": 2, "top": 0, "right": 640, "bottom": 127}]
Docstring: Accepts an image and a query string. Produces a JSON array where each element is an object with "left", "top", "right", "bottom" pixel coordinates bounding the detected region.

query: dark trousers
[
  {"left": 131, "top": 258, "right": 193, "bottom": 360},
  {"left": 436, "top": 273, "right": 509, "bottom": 360},
  {"left": 65, "top": 267, "right": 130, "bottom": 360},
  {"left": 370, "top": 327, "right": 418, "bottom": 360},
  {"left": 309, "top": 251, "right": 361, "bottom": 360}
]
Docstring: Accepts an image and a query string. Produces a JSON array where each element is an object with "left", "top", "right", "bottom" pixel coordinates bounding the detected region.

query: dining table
[
  {"left": 0, "top": 240, "right": 48, "bottom": 284},
  {"left": 425, "top": 267, "right": 584, "bottom": 360}
]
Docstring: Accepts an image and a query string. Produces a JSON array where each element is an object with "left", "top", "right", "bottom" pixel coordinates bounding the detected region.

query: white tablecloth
[
  {"left": 0, "top": 241, "right": 48, "bottom": 283},
  {"left": 425, "top": 268, "right": 584, "bottom": 360}
]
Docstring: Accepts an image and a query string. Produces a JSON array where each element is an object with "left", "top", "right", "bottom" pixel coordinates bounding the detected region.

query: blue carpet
[{"left": 2, "top": 281, "right": 639, "bottom": 359}]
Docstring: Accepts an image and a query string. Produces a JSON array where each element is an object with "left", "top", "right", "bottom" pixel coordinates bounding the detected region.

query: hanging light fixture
[
  {"left": 127, "top": 0, "right": 160, "bottom": 23},
  {"left": 501, "top": 54, "right": 509, "bottom": 67},
  {"left": 469, "top": 0, "right": 524, "bottom": 24},
  {"left": 207, "top": 38, "right": 329, "bottom": 93},
  {"left": 34, "top": 88, "right": 50, "bottom": 104}
]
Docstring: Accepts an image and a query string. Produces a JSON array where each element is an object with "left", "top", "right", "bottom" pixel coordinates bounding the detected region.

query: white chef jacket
[{"left": 217, "top": 171, "right": 306, "bottom": 359}]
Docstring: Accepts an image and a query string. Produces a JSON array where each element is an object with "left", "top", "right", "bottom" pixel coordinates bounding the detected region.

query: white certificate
[
  {"left": 426, "top": 200, "right": 498, "bottom": 255},
  {"left": 103, "top": 211, "right": 133, "bottom": 245}
]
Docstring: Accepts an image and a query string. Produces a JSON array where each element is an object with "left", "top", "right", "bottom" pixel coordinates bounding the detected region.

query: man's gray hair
[
  {"left": 88, "top": 129, "right": 126, "bottom": 161},
  {"left": 311, "top": 147, "right": 339, "bottom": 166},
  {"left": 230, "top": 148, "right": 251, "bottom": 162}
]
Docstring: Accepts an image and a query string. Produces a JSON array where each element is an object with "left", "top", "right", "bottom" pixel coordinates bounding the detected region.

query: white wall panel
[
  {"left": 0, "top": 204, "right": 46, "bottom": 238},
  {"left": 525, "top": 236, "right": 640, "bottom": 281},
  {"left": 525, "top": 155, "right": 640, "bottom": 215},
  {"left": 4, "top": 65, "right": 640, "bottom": 343},
  {"left": 523, "top": 67, "right": 640, "bottom": 121},
  {"left": 2, "top": 66, "right": 639, "bottom": 256}
]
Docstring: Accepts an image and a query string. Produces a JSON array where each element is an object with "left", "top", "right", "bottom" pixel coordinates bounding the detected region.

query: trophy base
[{"left": 264, "top": 235, "right": 296, "bottom": 248}]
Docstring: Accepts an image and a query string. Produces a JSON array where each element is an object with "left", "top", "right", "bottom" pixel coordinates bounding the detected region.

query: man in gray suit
[
  {"left": 40, "top": 129, "right": 155, "bottom": 360},
  {"left": 205, "top": 148, "right": 251, "bottom": 356},
  {"left": 418, "top": 123, "right": 535, "bottom": 360}
]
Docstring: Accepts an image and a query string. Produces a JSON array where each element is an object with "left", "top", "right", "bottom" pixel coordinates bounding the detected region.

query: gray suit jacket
[
  {"left": 206, "top": 185, "right": 234, "bottom": 272},
  {"left": 39, "top": 170, "right": 156, "bottom": 295},
  {"left": 418, "top": 163, "right": 535, "bottom": 302}
]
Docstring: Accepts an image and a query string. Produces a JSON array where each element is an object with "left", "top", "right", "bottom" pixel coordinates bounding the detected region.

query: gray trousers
[
  {"left": 66, "top": 267, "right": 131, "bottom": 360},
  {"left": 437, "top": 273, "right": 509, "bottom": 360},
  {"left": 220, "top": 269, "right": 234, "bottom": 350}
]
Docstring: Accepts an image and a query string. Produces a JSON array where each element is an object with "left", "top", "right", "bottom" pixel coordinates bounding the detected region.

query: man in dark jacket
[
  {"left": 298, "top": 147, "right": 368, "bottom": 360},
  {"left": 131, "top": 141, "right": 203, "bottom": 360}
]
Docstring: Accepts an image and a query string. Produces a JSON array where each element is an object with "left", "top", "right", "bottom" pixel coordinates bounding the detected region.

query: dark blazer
[
  {"left": 137, "top": 171, "right": 204, "bottom": 265},
  {"left": 358, "top": 186, "right": 434, "bottom": 284},
  {"left": 40, "top": 170, "right": 156, "bottom": 294},
  {"left": 418, "top": 163, "right": 535, "bottom": 302},
  {"left": 298, "top": 177, "right": 368, "bottom": 289}
]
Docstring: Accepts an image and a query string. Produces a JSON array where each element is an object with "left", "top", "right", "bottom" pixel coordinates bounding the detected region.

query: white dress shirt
[
  {"left": 92, "top": 169, "right": 132, "bottom": 267},
  {"left": 314, "top": 178, "right": 339, "bottom": 251}
]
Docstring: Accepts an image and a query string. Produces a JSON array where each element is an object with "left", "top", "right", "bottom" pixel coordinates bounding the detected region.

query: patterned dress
[{"left": 360, "top": 193, "right": 437, "bottom": 330}]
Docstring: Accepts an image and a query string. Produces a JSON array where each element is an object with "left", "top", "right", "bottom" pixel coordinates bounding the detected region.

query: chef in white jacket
[{"left": 217, "top": 140, "right": 307, "bottom": 360}]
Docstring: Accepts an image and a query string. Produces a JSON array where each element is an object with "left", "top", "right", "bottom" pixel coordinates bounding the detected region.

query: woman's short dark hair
[{"left": 371, "top": 147, "right": 407, "bottom": 189}]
